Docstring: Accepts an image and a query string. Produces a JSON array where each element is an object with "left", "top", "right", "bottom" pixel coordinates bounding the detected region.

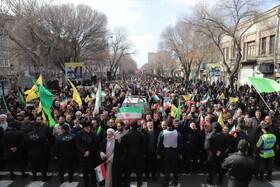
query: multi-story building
[{"left": 220, "top": 5, "right": 280, "bottom": 85}]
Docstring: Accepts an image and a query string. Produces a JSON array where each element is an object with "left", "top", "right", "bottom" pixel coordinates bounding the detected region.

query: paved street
[{"left": 0, "top": 170, "right": 279, "bottom": 187}]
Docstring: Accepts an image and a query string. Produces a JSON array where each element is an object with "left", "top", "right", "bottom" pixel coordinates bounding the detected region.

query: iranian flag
[
  {"left": 201, "top": 94, "right": 209, "bottom": 105},
  {"left": 200, "top": 115, "right": 205, "bottom": 129},
  {"left": 91, "top": 93, "right": 96, "bottom": 100},
  {"left": 152, "top": 93, "right": 160, "bottom": 102},
  {"left": 229, "top": 125, "right": 236, "bottom": 136},
  {"left": 162, "top": 87, "right": 170, "bottom": 93},
  {"left": 60, "top": 98, "right": 68, "bottom": 108},
  {"left": 163, "top": 97, "right": 171, "bottom": 110},
  {"left": 94, "top": 82, "right": 102, "bottom": 114},
  {"left": 94, "top": 163, "right": 106, "bottom": 182},
  {"left": 117, "top": 107, "right": 143, "bottom": 124}
]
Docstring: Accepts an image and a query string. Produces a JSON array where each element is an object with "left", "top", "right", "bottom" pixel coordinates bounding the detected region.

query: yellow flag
[
  {"left": 84, "top": 95, "right": 90, "bottom": 103},
  {"left": 68, "top": 79, "right": 82, "bottom": 107},
  {"left": 218, "top": 112, "right": 225, "bottom": 127},
  {"left": 24, "top": 75, "right": 43, "bottom": 102},
  {"left": 220, "top": 93, "right": 225, "bottom": 99},
  {"left": 115, "top": 84, "right": 120, "bottom": 89},
  {"left": 37, "top": 102, "right": 43, "bottom": 114},
  {"left": 171, "top": 104, "right": 178, "bottom": 118},
  {"left": 182, "top": 95, "right": 191, "bottom": 101},
  {"left": 229, "top": 97, "right": 239, "bottom": 103}
]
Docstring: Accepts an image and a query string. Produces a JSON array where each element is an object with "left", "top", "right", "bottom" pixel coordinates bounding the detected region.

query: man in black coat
[
  {"left": 3, "top": 121, "right": 29, "bottom": 179},
  {"left": 222, "top": 139, "right": 257, "bottom": 187},
  {"left": 76, "top": 121, "right": 100, "bottom": 187},
  {"left": 185, "top": 122, "right": 201, "bottom": 174},
  {"left": 121, "top": 120, "right": 147, "bottom": 187},
  {"left": 143, "top": 121, "right": 160, "bottom": 181},
  {"left": 207, "top": 122, "right": 228, "bottom": 185},
  {"left": 26, "top": 122, "right": 49, "bottom": 181},
  {"left": 55, "top": 124, "right": 76, "bottom": 183}
]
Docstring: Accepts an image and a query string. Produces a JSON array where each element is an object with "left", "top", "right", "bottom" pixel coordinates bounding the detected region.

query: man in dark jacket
[
  {"left": 3, "top": 121, "right": 29, "bottom": 179},
  {"left": 143, "top": 121, "right": 160, "bottom": 181},
  {"left": 55, "top": 124, "right": 76, "bottom": 183},
  {"left": 121, "top": 120, "right": 147, "bottom": 187},
  {"left": 76, "top": 121, "right": 100, "bottom": 187},
  {"left": 26, "top": 122, "right": 49, "bottom": 181},
  {"left": 185, "top": 121, "right": 201, "bottom": 174},
  {"left": 207, "top": 122, "right": 228, "bottom": 185},
  {"left": 222, "top": 139, "right": 257, "bottom": 187}
]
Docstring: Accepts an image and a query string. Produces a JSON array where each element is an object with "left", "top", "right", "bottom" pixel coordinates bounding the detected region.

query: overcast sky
[{"left": 59, "top": 0, "right": 279, "bottom": 68}]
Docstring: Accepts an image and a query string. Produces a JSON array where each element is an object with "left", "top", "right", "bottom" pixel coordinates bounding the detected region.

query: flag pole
[{"left": 257, "top": 92, "right": 273, "bottom": 112}]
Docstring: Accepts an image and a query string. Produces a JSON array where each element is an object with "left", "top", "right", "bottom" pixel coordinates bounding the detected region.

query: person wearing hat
[
  {"left": 222, "top": 139, "right": 257, "bottom": 187},
  {"left": 98, "top": 128, "right": 121, "bottom": 187},
  {"left": 0, "top": 114, "right": 8, "bottom": 132},
  {"left": 76, "top": 120, "right": 100, "bottom": 187},
  {"left": 156, "top": 118, "right": 183, "bottom": 187},
  {"left": 255, "top": 121, "right": 277, "bottom": 182},
  {"left": 26, "top": 122, "right": 49, "bottom": 181},
  {"left": 206, "top": 122, "right": 228, "bottom": 185},
  {"left": 54, "top": 124, "right": 76, "bottom": 183},
  {"left": 121, "top": 120, "right": 147, "bottom": 187},
  {"left": 3, "top": 121, "right": 29, "bottom": 179}
]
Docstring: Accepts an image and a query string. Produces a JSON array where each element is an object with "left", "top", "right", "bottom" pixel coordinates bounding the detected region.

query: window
[
  {"left": 261, "top": 37, "right": 267, "bottom": 55},
  {"left": 269, "top": 35, "right": 275, "bottom": 54},
  {"left": 247, "top": 41, "right": 255, "bottom": 58}
]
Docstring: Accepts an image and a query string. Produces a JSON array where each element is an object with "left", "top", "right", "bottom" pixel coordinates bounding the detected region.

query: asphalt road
[{"left": 0, "top": 170, "right": 279, "bottom": 187}]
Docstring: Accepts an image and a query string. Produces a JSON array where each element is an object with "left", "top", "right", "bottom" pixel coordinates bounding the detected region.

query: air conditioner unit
[{"left": 259, "top": 63, "right": 274, "bottom": 74}]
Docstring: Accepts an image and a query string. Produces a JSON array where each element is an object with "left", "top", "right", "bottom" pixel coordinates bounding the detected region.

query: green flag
[
  {"left": 176, "top": 99, "right": 181, "bottom": 120},
  {"left": 18, "top": 89, "right": 26, "bottom": 105},
  {"left": 43, "top": 107, "right": 56, "bottom": 127},
  {"left": 33, "top": 79, "right": 56, "bottom": 127},
  {"left": 97, "top": 126, "right": 102, "bottom": 136},
  {"left": 248, "top": 77, "right": 280, "bottom": 93},
  {"left": 38, "top": 84, "right": 54, "bottom": 109}
]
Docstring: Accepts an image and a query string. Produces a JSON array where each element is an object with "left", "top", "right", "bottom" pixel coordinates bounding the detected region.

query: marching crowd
[{"left": 0, "top": 75, "right": 280, "bottom": 187}]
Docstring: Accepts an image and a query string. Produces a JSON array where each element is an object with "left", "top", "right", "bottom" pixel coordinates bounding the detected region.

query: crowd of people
[{"left": 0, "top": 75, "right": 279, "bottom": 187}]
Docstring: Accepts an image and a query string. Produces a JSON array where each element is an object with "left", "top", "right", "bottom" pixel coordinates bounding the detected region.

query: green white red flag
[
  {"left": 94, "top": 82, "right": 102, "bottom": 114},
  {"left": 117, "top": 107, "right": 142, "bottom": 124},
  {"left": 94, "top": 163, "right": 106, "bottom": 182},
  {"left": 60, "top": 98, "right": 68, "bottom": 108}
]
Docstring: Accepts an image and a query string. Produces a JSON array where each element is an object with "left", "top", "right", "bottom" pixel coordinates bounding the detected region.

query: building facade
[{"left": 220, "top": 5, "right": 280, "bottom": 86}]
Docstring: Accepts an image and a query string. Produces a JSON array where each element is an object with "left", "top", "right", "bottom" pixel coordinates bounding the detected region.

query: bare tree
[
  {"left": 153, "top": 51, "right": 177, "bottom": 77},
  {"left": 159, "top": 22, "right": 200, "bottom": 81},
  {"left": 189, "top": 0, "right": 260, "bottom": 87},
  {"left": 0, "top": 0, "right": 108, "bottom": 80},
  {"left": 108, "top": 27, "right": 135, "bottom": 78},
  {"left": 119, "top": 56, "right": 137, "bottom": 75}
]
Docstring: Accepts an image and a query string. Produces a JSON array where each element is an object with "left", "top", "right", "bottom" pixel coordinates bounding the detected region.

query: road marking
[
  {"left": 269, "top": 180, "right": 280, "bottom": 187},
  {"left": 60, "top": 182, "right": 79, "bottom": 187},
  {"left": 0, "top": 180, "right": 13, "bottom": 187},
  {"left": 130, "top": 181, "right": 148, "bottom": 187},
  {"left": 25, "top": 181, "right": 45, "bottom": 187}
]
